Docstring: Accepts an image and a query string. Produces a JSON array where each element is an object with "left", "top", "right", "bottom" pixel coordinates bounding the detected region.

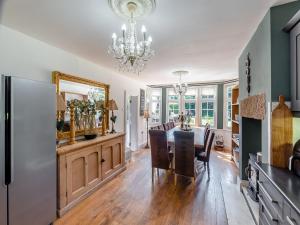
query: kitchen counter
[{"left": 256, "top": 162, "right": 300, "bottom": 214}]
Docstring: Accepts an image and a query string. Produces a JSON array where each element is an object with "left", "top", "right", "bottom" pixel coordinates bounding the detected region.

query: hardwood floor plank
[{"left": 55, "top": 149, "right": 238, "bottom": 225}]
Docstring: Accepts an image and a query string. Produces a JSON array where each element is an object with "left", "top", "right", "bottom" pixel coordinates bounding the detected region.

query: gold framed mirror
[{"left": 52, "top": 71, "right": 110, "bottom": 140}]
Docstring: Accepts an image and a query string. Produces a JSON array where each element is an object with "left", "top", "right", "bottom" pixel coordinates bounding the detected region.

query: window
[
  {"left": 184, "top": 89, "right": 197, "bottom": 125},
  {"left": 199, "top": 86, "right": 217, "bottom": 127},
  {"left": 149, "top": 89, "right": 162, "bottom": 124},
  {"left": 167, "top": 89, "right": 180, "bottom": 122},
  {"left": 224, "top": 84, "right": 233, "bottom": 129}
]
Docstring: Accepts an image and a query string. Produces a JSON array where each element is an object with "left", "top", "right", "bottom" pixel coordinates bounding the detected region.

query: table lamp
[
  {"left": 108, "top": 99, "right": 118, "bottom": 133},
  {"left": 144, "top": 110, "right": 150, "bottom": 149}
]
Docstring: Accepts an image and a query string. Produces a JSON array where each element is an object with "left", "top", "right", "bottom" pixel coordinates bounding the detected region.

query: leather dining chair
[
  {"left": 174, "top": 131, "right": 196, "bottom": 184},
  {"left": 149, "top": 130, "right": 174, "bottom": 181},
  {"left": 197, "top": 131, "right": 215, "bottom": 176},
  {"left": 158, "top": 124, "right": 165, "bottom": 130},
  {"left": 195, "top": 129, "right": 211, "bottom": 156},
  {"left": 163, "top": 123, "right": 169, "bottom": 131}
]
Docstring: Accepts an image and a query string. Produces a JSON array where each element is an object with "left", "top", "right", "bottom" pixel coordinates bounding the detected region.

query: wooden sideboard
[{"left": 56, "top": 133, "right": 126, "bottom": 217}]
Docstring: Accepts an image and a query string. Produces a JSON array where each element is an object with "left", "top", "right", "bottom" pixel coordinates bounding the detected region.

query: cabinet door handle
[
  {"left": 286, "top": 216, "right": 296, "bottom": 225},
  {"left": 258, "top": 194, "right": 278, "bottom": 223},
  {"left": 101, "top": 159, "right": 105, "bottom": 163},
  {"left": 258, "top": 181, "right": 278, "bottom": 204}
]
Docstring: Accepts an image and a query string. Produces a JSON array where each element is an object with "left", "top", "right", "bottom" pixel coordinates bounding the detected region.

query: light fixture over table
[
  {"left": 108, "top": 0, "right": 155, "bottom": 74},
  {"left": 173, "top": 70, "right": 189, "bottom": 96}
]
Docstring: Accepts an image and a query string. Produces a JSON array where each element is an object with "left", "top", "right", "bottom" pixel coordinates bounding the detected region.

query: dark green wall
[
  {"left": 271, "top": 1, "right": 300, "bottom": 101},
  {"left": 217, "top": 84, "right": 224, "bottom": 129},
  {"left": 161, "top": 87, "right": 167, "bottom": 123},
  {"left": 239, "top": 11, "right": 271, "bottom": 177},
  {"left": 238, "top": 1, "right": 300, "bottom": 179}
]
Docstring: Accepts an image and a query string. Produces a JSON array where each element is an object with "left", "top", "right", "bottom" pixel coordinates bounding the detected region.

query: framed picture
[{"left": 140, "top": 89, "right": 145, "bottom": 116}]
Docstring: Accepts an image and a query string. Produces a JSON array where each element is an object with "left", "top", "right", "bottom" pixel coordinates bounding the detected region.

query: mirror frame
[{"left": 52, "top": 71, "right": 110, "bottom": 140}]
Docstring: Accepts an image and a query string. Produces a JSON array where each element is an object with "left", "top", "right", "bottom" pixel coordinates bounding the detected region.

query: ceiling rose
[{"left": 108, "top": 0, "right": 156, "bottom": 19}]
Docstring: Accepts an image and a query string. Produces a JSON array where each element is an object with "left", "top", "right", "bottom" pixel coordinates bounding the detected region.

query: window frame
[
  {"left": 149, "top": 88, "right": 162, "bottom": 125},
  {"left": 166, "top": 88, "right": 180, "bottom": 123},
  {"left": 183, "top": 87, "right": 198, "bottom": 126},
  {"left": 199, "top": 85, "right": 218, "bottom": 128}
]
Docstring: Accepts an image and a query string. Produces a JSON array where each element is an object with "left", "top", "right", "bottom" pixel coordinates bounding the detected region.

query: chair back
[
  {"left": 170, "top": 121, "right": 175, "bottom": 128},
  {"left": 149, "top": 130, "right": 170, "bottom": 170},
  {"left": 203, "top": 129, "right": 211, "bottom": 150},
  {"left": 163, "top": 123, "right": 169, "bottom": 131},
  {"left": 174, "top": 131, "right": 195, "bottom": 178},
  {"left": 205, "top": 131, "right": 215, "bottom": 161},
  {"left": 158, "top": 124, "right": 165, "bottom": 130}
]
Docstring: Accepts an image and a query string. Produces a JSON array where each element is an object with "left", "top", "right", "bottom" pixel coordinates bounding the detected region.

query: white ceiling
[{"left": 0, "top": 0, "right": 294, "bottom": 85}]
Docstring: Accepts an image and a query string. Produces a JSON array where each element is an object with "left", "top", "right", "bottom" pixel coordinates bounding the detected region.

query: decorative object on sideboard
[
  {"left": 56, "top": 93, "right": 66, "bottom": 145},
  {"left": 178, "top": 112, "right": 186, "bottom": 129},
  {"left": 101, "top": 112, "right": 107, "bottom": 136},
  {"left": 69, "top": 102, "right": 76, "bottom": 145},
  {"left": 245, "top": 53, "right": 251, "bottom": 96},
  {"left": 291, "top": 139, "right": 300, "bottom": 177},
  {"left": 271, "top": 95, "right": 293, "bottom": 168},
  {"left": 144, "top": 109, "right": 150, "bottom": 149},
  {"left": 108, "top": 99, "right": 118, "bottom": 133}
]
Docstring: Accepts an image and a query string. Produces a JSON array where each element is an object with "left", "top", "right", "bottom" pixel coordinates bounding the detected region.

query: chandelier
[
  {"left": 108, "top": 2, "right": 154, "bottom": 74},
  {"left": 173, "top": 70, "right": 189, "bottom": 96}
]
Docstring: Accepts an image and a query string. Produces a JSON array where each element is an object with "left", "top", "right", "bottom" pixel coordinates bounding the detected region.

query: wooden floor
[{"left": 55, "top": 149, "right": 238, "bottom": 225}]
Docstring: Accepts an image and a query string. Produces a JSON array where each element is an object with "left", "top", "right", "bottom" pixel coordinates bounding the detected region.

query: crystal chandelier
[
  {"left": 173, "top": 70, "right": 189, "bottom": 96},
  {"left": 108, "top": 2, "right": 154, "bottom": 74}
]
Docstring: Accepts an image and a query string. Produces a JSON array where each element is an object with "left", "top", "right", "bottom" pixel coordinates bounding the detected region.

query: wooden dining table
[{"left": 166, "top": 126, "right": 205, "bottom": 149}]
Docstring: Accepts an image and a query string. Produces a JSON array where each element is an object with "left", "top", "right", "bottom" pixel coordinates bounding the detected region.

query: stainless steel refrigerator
[{"left": 0, "top": 75, "right": 56, "bottom": 225}]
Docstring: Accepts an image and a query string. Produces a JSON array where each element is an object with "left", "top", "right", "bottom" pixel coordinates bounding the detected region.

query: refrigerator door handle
[{"left": 4, "top": 76, "right": 12, "bottom": 185}]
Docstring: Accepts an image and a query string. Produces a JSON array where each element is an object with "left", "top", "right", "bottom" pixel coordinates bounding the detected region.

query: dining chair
[
  {"left": 197, "top": 131, "right": 215, "bottom": 176},
  {"left": 174, "top": 131, "right": 196, "bottom": 184},
  {"left": 163, "top": 123, "right": 169, "bottom": 131},
  {"left": 195, "top": 129, "right": 211, "bottom": 156},
  {"left": 149, "top": 130, "right": 174, "bottom": 181},
  {"left": 158, "top": 124, "right": 165, "bottom": 130}
]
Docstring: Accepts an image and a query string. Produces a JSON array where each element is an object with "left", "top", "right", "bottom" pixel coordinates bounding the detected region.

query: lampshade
[
  {"left": 108, "top": 99, "right": 118, "bottom": 110},
  {"left": 144, "top": 110, "right": 150, "bottom": 119},
  {"left": 56, "top": 93, "right": 66, "bottom": 111}
]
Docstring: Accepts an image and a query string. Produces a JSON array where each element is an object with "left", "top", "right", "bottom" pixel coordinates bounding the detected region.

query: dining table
[{"left": 167, "top": 126, "right": 205, "bottom": 149}]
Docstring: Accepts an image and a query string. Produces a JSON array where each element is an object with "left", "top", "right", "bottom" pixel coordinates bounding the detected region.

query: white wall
[{"left": 0, "top": 25, "right": 147, "bottom": 147}]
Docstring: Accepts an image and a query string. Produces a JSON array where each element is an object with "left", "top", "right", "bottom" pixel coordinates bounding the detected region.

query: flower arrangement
[{"left": 67, "top": 98, "right": 105, "bottom": 137}]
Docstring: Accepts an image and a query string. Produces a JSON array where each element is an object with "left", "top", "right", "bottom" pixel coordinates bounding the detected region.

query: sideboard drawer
[
  {"left": 258, "top": 194, "right": 279, "bottom": 225},
  {"left": 259, "top": 172, "right": 284, "bottom": 218},
  {"left": 284, "top": 201, "right": 300, "bottom": 225}
]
